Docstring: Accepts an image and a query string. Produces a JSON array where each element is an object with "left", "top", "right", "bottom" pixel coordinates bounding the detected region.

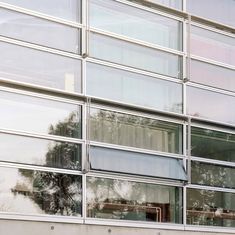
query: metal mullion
[
  {"left": 0, "top": 2, "right": 83, "bottom": 29},
  {"left": 87, "top": 172, "right": 185, "bottom": 187},
  {"left": 190, "top": 55, "right": 235, "bottom": 71},
  {"left": 90, "top": 141, "right": 184, "bottom": 159},
  {"left": 187, "top": 117, "right": 191, "bottom": 184},
  {"left": 86, "top": 57, "right": 183, "bottom": 84},
  {"left": 0, "top": 161, "right": 83, "bottom": 176},
  {"left": 183, "top": 186, "right": 187, "bottom": 227},
  {"left": 82, "top": 173, "right": 87, "bottom": 221},
  {"left": 187, "top": 184, "right": 235, "bottom": 194},
  {"left": 0, "top": 36, "right": 83, "bottom": 60},
  {"left": 90, "top": 28, "right": 184, "bottom": 56},
  {"left": 182, "top": 0, "right": 186, "bottom": 12}
]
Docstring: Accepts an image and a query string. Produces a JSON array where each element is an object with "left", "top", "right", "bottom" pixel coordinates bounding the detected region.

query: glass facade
[{"left": 0, "top": 0, "right": 235, "bottom": 233}]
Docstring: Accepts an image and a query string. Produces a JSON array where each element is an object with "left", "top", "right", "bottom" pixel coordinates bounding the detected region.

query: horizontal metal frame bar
[
  {"left": 185, "top": 225, "right": 235, "bottom": 234},
  {"left": 0, "top": 161, "right": 83, "bottom": 176},
  {"left": 86, "top": 57, "right": 183, "bottom": 84},
  {"left": 89, "top": 28, "right": 184, "bottom": 56},
  {"left": 0, "top": 2, "right": 83, "bottom": 28},
  {"left": 90, "top": 141, "right": 184, "bottom": 159},
  {"left": 0, "top": 128, "right": 84, "bottom": 144},
  {"left": 0, "top": 36, "right": 83, "bottom": 60},
  {"left": 86, "top": 172, "right": 184, "bottom": 187},
  {"left": 191, "top": 55, "right": 235, "bottom": 71},
  {"left": 186, "top": 184, "right": 235, "bottom": 194}
]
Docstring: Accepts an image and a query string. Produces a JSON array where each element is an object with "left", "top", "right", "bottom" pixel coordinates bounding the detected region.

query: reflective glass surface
[
  {"left": 191, "top": 127, "right": 235, "bottom": 162},
  {"left": 87, "top": 63, "right": 183, "bottom": 113},
  {"left": 0, "top": 167, "right": 82, "bottom": 216},
  {"left": 191, "top": 60, "right": 235, "bottom": 92},
  {"left": 0, "top": 9, "right": 80, "bottom": 53},
  {"left": 0, "top": 91, "right": 82, "bottom": 138},
  {"left": 90, "top": 0, "right": 182, "bottom": 50},
  {"left": 187, "top": 86, "right": 235, "bottom": 124},
  {"left": 1, "top": 0, "right": 81, "bottom": 22},
  {"left": 89, "top": 32, "right": 182, "bottom": 78},
  {"left": 187, "top": 0, "right": 235, "bottom": 27},
  {"left": 147, "top": 0, "right": 182, "bottom": 10},
  {"left": 187, "top": 189, "right": 235, "bottom": 227},
  {"left": 191, "top": 26, "right": 235, "bottom": 66},
  {"left": 192, "top": 161, "right": 235, "bottom": 189},
  {"left": 90, "top": 108, "right": 183, "bottom": 154},
  {"left": 87, "top": 177, "right": 183, "bottom": 223},
  {"left": 90, "top": 146, "right": 187, "bottom": 180},
  {"left": 0, "top": 42, "right": 82, "bottom": 92},
  {"left": 0, "top": 133, "right": 81, "bottom": 169}
]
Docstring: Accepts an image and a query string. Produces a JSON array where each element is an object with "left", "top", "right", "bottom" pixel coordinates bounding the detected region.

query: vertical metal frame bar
[
  {"left": 187, "top": 15, "right": 191, "bottom": 82},
  {"left": 187, "top": 117, "right": 192, "bottom": 184},
  {"left": 183, "top": 185, "right": 187, "bottom": 226},
  {"left": 182, "top": 0, "right": 187, "bottom": 12},
  {"left": 82, "top": 173, "right": 87, "bottom": 220}
]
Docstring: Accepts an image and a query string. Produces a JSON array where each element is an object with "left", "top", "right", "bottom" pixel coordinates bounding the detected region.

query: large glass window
[
  {"left": 0, "top": 42, "right": 82, "bottom": 92},
  {"left": 90, "top": 146, "right": 186, "bottom": 180},
  {"left": 0, "top": 133, "right": 81, "bottom": 169},
  {"left": 0, "top": 166, "right": 82, "bottom": 216},
  {"left": 0, "top": 9, "right": 81, "bottom": 53},
  {"left": 191, "top": 126, "right": 235, "bottom": 162},
  {"left": 87, "top": 177, "right": 183, "bottom": 223},
  {"left": 187, "top": 189, "right": 235, "bottom": 227},
  {"left": 191, "top": 60, "right": 235, "bottom": 92},
  {"left": 90, "top": 108, "right": 183, "bottom": 154},
  {"left": 89, "top": 32, "right": 182, "bottom": 78},
  {"left": 1, "top": 0, "right": 81, "bottom": 22},
  {"left": 187, "top": 86, "right": 235, "bottom": 125},
  {"left": 187, "top": 0, "right": 235, "bottom": 28},
  {"left": 87, "top": 63, "right": 183, "bottom": 113},
  {"left": 0, "top": 90, "right": 82, "bottom": 138},
  {"left": 191, "top": 26, "right": 235, "bottom": 66},
  {"left": 90, "top": 0, "right": 182, "bottom": 50},
  {"left": 146, "top": 0, "right": 182, "bottom": 10}
]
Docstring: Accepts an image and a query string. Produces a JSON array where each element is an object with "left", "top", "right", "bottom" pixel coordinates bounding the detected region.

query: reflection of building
[{"left": 0, "top": 0, "right": 235, "bottom": 234}]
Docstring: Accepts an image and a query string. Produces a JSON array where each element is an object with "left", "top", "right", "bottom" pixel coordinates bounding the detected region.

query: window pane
[
  {"left": 90, "top": 108, "right": 182, "bottom": 154},
  {"left": 87, "top": 63, "right": 183, "bottom": 113},
  {"left": 0, "top": 133, "right": 81, "bottom": 169},
  {"left": 87, "top": 177, "right": 183, "bottom": 223},
  {"left": 0, "top": 42, "right": 82, "bottom": 92},
  {"left": 89, "top": 32, "right": 182, "bottom": 78},
  {"left": 1, "top": 0, "right": 81, "bottom": 22},
  {"left": 187, "top": 189, "right": 235, "bottom": 227},
  {"left": 146, "top": 0, "right": 182, "bottom": 10},
  {"left": 191, "top": 60, "right": 235, "bottom": 92},
  {"left": 0, "top": 166, "right": 82, "bottom": 216},
  {"left": 191, "top": 26, "right": 235, "bottom": 66},
  {"left": 90, "top": 0, "right": 182, "bottom": 50},
  {"left": 187, "top": 86, "right": 235, "bottom": 124},
  {"left": 192, "top": 161, "right": 235, "bottom": 189},
  {"left": 191, "top": 127, "right": 235, "bottom": 162},
  {"left": 0, "top": 9, "right": 80, "bottom": 53},
  {"left": 187, "top": 0, "right": 235, "bottom": 27},
  {"left": 90, "top": 146, "right": 187, "bottom": 180},
  {"left": 0, "top": 90, "right": 82, "bottom": 138}
]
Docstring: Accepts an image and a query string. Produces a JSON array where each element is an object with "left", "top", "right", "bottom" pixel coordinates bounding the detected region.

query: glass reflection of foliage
[
  {"left": 18, "top": 169, "right": 82, "bottom": 216},
  {"left": 87, "top": 177, "right": 182, "bottom": 223},
  {"left": 49, "top": 111, "right": 81, "bottom": 138},
  {"left": 90, "top": 108, "right": 182, "bottom": 154}
]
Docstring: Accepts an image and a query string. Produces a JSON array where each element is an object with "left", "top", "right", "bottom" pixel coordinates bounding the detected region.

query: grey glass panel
[
  {"left": 0, "top": 90, "right": 81, "bottom": 138},
  {"left": 90, "top": 146, "right": 187, "bottom": 180},
  {"left": 191, "top": 26, "right": 235, "bottom": 66},
  {"left": 0, "top": 42, "right": 82, "bottom": 92},
  {"left": 0, "top": 133, "right": 81, "bottom": 169},
  {"left": 89, "top": 32, "right": 182, "bottom": 78},
  {"left": 0, "top": 9, "right": 80, "bottom": 53},
  {"left": 187, "top": 189, "right": 235, "bottom": 227},
  {"left": 90, "top": 0, "right": 182, "bottom": 50},
  {"left": 191, "top": 60, "right": 235, "bottom": 92},
  {"left": 90, "top": 108, "right": 182, "bottom": 154},
  {"left": 146, "top": 0, "right": 182, "bottom": 10},
  {"left": 187, "top": 86, "right": 235, "bottom": 124},
  {"left": 1, "top": 0, "right": 81, "bottom": 22},
  {"left": 87, "top": 177, "right": 183, "bottom": 223},
  {"left": 191, "top": 127, "right": 235, "bottom": 162},
  {"left": 0, "top": 167, "right": 82, "bottom": 216},
  {"left": 87, "top": 63, "right": 183, "bottom": 113},
  {"left": 187, "top": 0, "right": 235, "bottom": 27},
  {"left": 192, "top": 161, "right": 235, "bottom": 189}
]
